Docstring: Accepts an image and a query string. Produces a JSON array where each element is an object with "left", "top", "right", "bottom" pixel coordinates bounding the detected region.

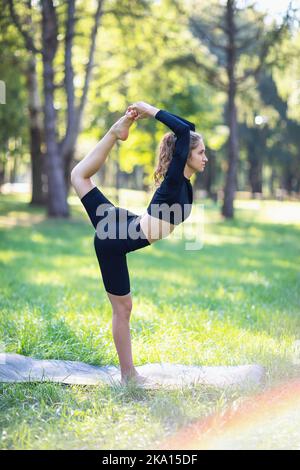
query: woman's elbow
[{"left": 178, "top": 124, "right": 190, "bottom": 137}]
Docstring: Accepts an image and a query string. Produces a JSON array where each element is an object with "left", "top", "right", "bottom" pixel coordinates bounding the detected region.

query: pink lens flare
[{"left": 157, "top": 378, "right": 300, "bottom": 450}]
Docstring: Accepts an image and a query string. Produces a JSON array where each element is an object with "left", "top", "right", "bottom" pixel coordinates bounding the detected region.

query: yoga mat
[{"left": 0, "top": 354, "right": 265, "bottom": 390}]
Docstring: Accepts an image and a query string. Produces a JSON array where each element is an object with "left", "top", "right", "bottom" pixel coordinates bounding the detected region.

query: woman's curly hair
[{"left": 153, "top": 130, "right": 203, "bottom": 187}]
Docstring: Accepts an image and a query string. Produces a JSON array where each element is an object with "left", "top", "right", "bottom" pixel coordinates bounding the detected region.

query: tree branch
[
  {"left": 60, "top": 0, "right": 104, "bottom": 157},
  {"left": 60, "top": 0, "right": 76, "bottom": 157},
  {"left": 236, "top": 30, "right": 261, "bottom": 52},
  {"left": 189, "top": 17, "right": 228, "bottom": 52},
  {"left": 164, "top": 53, "right": 227, "bottom": 92},
  {"left": 236, "top": 8, "right": 292, "bottom": 85},
  {"left": 102, "top": 8, "right": 150, "bottom": 19},
  {"left": 8, "top": 0, "right": 41, "bottom": 54}
]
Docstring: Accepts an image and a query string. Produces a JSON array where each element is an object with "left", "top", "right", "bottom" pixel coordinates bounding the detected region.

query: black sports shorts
[{"left": 80, "top": 186, "right": 150, "bottom": 296}]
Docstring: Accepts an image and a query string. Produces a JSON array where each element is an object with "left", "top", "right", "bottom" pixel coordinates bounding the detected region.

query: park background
[{"left": 0, "top": 0, "right": 300, "bottom": 450}]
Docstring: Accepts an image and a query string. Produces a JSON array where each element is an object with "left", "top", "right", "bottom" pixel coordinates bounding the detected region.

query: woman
[{"left": 71, "top": 101, "right": 207, "bottom": 386}]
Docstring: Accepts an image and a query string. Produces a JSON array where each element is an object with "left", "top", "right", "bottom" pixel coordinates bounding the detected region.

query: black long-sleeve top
[{"left": 146, "top": 109, "right": 195, "bottom": 225}]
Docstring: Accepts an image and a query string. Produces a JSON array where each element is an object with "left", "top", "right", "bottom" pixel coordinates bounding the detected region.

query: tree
[
  {"left": 91, "top": 0, "right": 222, "bottom": 193},
  {"left": 6, "top": 0, "right": 153, "bottom": 216},
  {"left": 167, "top": 0, "right": 294, "bottom": 218},
  {"left": 7, "top": 0, "right": 104, "bottom": 216},
  {"left": 0, "top": 13, "right": 28, "bottom": 192},
  {"left": 258, "top": 70, "right": 300, "bottom": 195}
]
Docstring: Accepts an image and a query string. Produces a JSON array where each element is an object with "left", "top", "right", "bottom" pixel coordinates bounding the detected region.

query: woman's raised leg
[{"left": 71, "top": 111, "right": 137, "bottom": 199}]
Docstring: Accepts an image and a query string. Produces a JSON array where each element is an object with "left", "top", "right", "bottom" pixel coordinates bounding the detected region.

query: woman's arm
[
  {"left": 154, "top": 109, "right": 191, "bottom": 137},
  {"left": 127, "top": 103, "right": 194, "bottom": 188},
  {"left": 154, "top": 109, "right": 193, "bottom": 188},
  {"left": 165, "top": 111, "right": 195, "bottom": 131},
  {"left": 127, "top": 102, "right": 195, "bottom": 131}
]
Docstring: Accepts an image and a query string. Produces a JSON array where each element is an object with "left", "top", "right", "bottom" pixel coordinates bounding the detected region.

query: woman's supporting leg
[
  {"left": 94, "top": 237, "right": 147, "bottom": 385},
  {"left": 107, "top": 292, "right": 136, "bottom": 379},
  {"left": 71, "top": 113, "right": 136, "bottom": 200},
  {"left": 107, "top": 292, "right": 148, "bottom": 385}
]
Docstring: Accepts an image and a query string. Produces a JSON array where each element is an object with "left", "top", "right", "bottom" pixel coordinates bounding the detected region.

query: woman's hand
[
  {"left": 126, "top": 101, "right": 159, "bottom": 120},
  {"left": 125, "top": 108, "right": 139, "bottom": 121}
]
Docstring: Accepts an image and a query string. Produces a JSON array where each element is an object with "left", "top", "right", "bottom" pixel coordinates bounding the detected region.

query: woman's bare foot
[
  {"left": 110, "top": 111, "right": 137, "bottom": 141},
  {"left": 120, "top": 372, "right": 149, "bottom": 387}
]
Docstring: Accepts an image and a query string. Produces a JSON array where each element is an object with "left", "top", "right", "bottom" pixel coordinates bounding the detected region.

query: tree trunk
[
  {"left": 204, "top": 149, "right": 216, "bottom": 196},
  {"left": 42, "top": 0, "right": 68, "bottom": 217},
  {"left": 222, "top": 0, "right": 238, "bottom": 219},
  {"left": 26, "top": 55, "right": 47, "bottom": 205},
  {"left": 22, "top": 1, "right": 47, "bottom": 205},
  {"left": 222, "top": 92, "right": 238, "bottom": 219},
  {"left": 10, "top": 147, "right": 18, "bottom": 183},
  {"left": 283, "top": 168, "right": 294, "bottom": 194},
  {"left": 246, "top": 127, "right": 263, "bottom": 195},
  {"left": 0, "top": 153, "right": 6, "bottom": 190},
  {"left": 61, "top": 0, "right": 104, "bottom": 199},
  {"left": 269, "top": 166, "right": 276, "bottom": 197},
  {"left": 249, "top": 156, "right": 263, "bottom": 194},
  {"left": 64, "top": 148, "right": 74, "bottom": 195}
]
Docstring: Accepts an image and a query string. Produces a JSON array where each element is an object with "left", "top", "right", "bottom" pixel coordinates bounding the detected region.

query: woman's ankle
[
  {"left": 121, "top": 367, "right": 138, "bottom": 381},
  {"left": 110, "top": 115, "right": 134, "bottom": 141},
  {"left": 107, "top": 127, "right": 118, "bottom": 140}
]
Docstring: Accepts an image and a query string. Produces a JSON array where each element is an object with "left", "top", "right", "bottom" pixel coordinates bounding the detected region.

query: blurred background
[{"left": 0, "top": 0, "right": 299, "bottom": 219}]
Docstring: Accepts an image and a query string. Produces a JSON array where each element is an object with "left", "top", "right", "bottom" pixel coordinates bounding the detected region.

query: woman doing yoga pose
[{"left": 71, "top": 101, "right": 207, "bottom": 385}]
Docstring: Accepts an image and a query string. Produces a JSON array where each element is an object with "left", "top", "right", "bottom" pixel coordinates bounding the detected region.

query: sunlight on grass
[{"left": 235, "top": 200, "right": 300, "bottom": 225}]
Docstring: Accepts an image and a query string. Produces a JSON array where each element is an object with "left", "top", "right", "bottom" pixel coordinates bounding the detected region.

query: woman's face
[{"left": 188, "top": 140, "right": 208, "bottom": 172}]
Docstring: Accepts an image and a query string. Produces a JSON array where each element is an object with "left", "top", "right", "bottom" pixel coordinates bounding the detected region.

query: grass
[{"left": 0, "top": 189, "right": 300, "bottom": 449}]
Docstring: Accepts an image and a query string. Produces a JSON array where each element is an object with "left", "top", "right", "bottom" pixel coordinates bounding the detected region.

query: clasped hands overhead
[{"left": 125, "top": 101, "right": 154, "bottom": 121}]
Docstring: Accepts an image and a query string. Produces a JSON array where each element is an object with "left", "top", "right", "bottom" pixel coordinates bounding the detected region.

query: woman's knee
[
  {"left": 71, "top": 172, "right": 94, "bottom": 199},
  {"left": 108, "top": 293, "right": 133, "bottom": 319}
]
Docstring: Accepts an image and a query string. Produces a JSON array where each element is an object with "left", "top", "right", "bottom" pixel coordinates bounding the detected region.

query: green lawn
[{"left": 0, "top": 190, "right": 300, "bottom": 449}]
